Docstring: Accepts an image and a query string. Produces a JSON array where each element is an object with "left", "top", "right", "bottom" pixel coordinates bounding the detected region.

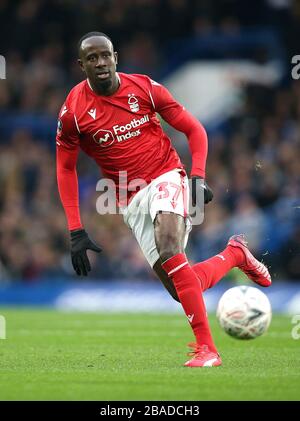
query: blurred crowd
[
  {"left": 0, "top": 0, "right": 299, "bottom": 283},
  {"left": 1, "top": 0, "right": 300, "bottom": 114}
]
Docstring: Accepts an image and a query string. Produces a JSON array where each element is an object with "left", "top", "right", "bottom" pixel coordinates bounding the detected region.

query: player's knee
[
  {"left": 156, "top": 233, "right": 183, "bottom": 262},
  {"left": 159, "top": 249, "right": 181, "bottom": 263},
  {"left": 154, "top": 213, "right": 185, "bottom": 262}
]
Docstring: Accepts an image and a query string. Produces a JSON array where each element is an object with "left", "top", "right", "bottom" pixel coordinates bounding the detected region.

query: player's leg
[
  {"left": 153, "top": 240, "right": 244, "bottom": 297},
  {"left": 153, "top": 233, "right": 271, "bottom": 297},
  {"left": 153, "top": 235, "right": 247, "bottom": 295},
  {"left": 154, "top": 211, "right": 221, "bottom": 366},
  {"left": 123, "top": 170, "right": 221, "bottom": 366},
  {"left": 192, "top": 244, "right": 244, "bottom": 292},
  {"left": 192, "top": 234, "right": 272, "bottom": 290}
]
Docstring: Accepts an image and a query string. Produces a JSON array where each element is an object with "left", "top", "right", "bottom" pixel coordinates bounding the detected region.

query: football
[{"left": 216, "top": 286, "right": 272, "bottom": 339}]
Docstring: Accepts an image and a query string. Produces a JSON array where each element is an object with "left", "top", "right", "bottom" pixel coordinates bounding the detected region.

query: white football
[{"left": 216, "top": 286, "right": 272, "bottom": 339}]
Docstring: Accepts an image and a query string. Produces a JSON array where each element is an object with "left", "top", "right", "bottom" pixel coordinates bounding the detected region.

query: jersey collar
[{"left": 86, "top": 73, "right": 121, "bottom": 96}]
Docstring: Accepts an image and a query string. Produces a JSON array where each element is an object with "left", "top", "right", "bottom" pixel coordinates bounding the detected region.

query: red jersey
[
  {"left": 56, "top": 72, "right": 208, "bottom": 230},
  {"left": 57, "top": 73, "right": 185, "bottom": 198}
]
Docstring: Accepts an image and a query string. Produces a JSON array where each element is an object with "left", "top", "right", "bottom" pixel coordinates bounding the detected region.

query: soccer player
[{"left": 56, "top": 32, "right": 271, "bottom": 367}]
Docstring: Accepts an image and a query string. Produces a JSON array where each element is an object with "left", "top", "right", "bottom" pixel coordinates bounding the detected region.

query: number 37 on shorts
[
  {"left": 152, "top": 173, "right": 189, "bottom": 218},
  {"left": 151, "top": 171, "right": 204, "bottom": 225}
]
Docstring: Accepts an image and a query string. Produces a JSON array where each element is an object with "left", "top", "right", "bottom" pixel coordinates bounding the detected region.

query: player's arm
[
  {"left": 56, "top": 109, "right": 102, "bottom": 276},
  {"left": 150, "top": 80, "right": 213, "bottom": 205},
  {"left": 166, "top": 109, "right": 213, "bottom": 206}
]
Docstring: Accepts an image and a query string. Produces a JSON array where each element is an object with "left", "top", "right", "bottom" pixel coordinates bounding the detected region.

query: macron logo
[
  {"left": 187, "top": 314, "right": 194, "bottom": 323},
  {"left": 88, "top": 108, "right": 96, "bottom": 120}
]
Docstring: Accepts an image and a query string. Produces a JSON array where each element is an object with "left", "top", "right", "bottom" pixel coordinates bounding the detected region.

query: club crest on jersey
[
  {"left": 93, "top": 129, "right": 115, "bottom": 148},
  {"left": 128, "top": 93, "right": 139, "bottom": 112}
]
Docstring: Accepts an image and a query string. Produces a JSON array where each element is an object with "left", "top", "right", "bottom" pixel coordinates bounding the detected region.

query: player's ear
[
  {"left": 114, "top": 52, "right": 118, "bottom": 65},
  {"left": 78, "top": 59, "right": 85, "bottom": 73}
]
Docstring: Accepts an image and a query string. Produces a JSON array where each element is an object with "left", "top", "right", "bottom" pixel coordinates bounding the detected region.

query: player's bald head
[{"left": 78, "top": 32, "right": 114, "bottom": 57}]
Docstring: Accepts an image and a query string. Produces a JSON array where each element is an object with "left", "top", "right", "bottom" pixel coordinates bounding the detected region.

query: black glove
[
  {"left": 70, "top": 229, "right": 102, "bottom": 276},
  {"left": 191, "top": 176, "right": 214, "bottom": 207}
]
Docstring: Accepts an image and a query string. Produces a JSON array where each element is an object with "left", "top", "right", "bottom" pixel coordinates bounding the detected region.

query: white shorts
[{"left": 121, "top": 169, "right": 192, "bottom": 267}]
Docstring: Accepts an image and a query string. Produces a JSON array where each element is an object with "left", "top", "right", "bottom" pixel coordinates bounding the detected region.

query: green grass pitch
[{"left": 0, "top": 308, "right": 299, "bottom": 401}]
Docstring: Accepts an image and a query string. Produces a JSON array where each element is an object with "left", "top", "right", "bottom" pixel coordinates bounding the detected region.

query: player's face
[{"left": 78, "top": 36, "right": 118, "bottom": 95}]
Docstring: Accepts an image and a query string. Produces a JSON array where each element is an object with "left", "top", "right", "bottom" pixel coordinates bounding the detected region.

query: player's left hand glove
[
  {"left": 191, "top": 176, "right": 214, "bottom": 207},
  {"left": 70, "top": 229, "right": 102, "bottom": 276}
]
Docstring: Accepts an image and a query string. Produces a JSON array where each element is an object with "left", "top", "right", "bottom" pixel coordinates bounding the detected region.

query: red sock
[
  {"left": 192, "top": 245, "right": 244, "bottom": 292},
  {"left": 162, "top": 253, "right": 217, "bottom": 353}
]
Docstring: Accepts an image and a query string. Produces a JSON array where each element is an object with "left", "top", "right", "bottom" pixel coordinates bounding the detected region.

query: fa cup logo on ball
[{"left": 128, "top": 93, "right": 139, "bottom": 112}]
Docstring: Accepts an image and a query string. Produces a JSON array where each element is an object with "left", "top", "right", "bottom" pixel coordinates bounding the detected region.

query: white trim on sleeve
[
  {"left": 148, "top": 90, "right": 155, "bottom": 110},
  {"left": 74, "top": 114, "right": 81, "bottom": 134}
]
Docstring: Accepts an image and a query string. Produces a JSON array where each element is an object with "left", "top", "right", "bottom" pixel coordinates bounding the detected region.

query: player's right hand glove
[{"left": 70, "top": 229, "right": 102, "bottom": 276}]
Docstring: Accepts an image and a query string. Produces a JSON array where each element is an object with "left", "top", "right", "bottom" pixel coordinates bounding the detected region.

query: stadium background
[{"left": 0, "top": 0, "right": 299, "bottom": 313}]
